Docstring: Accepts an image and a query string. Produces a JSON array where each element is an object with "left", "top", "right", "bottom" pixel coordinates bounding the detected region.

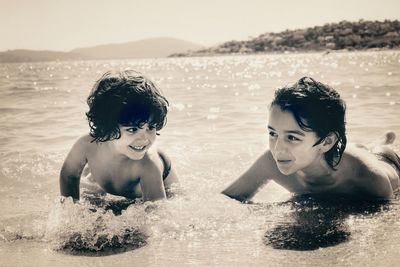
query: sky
[{"left": 1, "top": 0, "right": 400, "bottom": 52}]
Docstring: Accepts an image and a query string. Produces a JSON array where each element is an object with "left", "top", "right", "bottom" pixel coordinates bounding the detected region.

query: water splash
[{"left": 44, "top": 196, "right": 148, "bottom": 256}]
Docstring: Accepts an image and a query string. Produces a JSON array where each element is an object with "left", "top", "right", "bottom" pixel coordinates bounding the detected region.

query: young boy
[
  {"left": 222, "top": 77, "right": 400, "bottom": 201},
  {"left": 60, "top": 70, "right": 178, "bottom": 202}
]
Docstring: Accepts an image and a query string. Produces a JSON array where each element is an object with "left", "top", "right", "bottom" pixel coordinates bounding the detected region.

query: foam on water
[
  {"left": 44, "top": 196, "right": 147, "bottom": 255},
  {"left": 40, "top": 178, "right": 258, "bottom": 256}
]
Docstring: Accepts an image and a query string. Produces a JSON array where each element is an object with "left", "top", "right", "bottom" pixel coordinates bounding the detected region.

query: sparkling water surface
[{"left": 0, "top": 50, "right": 400, "bottom": 266}]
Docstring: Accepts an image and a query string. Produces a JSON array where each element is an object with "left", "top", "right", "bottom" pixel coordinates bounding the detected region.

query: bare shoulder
[
  {"left": 73, "top": 134, "right": 93, "bottom": 148},
  {"left": 61, "top": 135, "right": 93, "bottom": 177},
  {"left": 66, "top": 134, "right": 93, "bottom": 157},
  {"left": 64, "top": 134, "right": 95, "bottom": 163},
  {"left": 342, "top": 145, "right": 394, "bottom": 198},
  {"left": 344, "top": 145, "right": 387, "bottom": 173}
]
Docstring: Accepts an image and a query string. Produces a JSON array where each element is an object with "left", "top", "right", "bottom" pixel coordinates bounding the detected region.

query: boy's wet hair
[
  {"left": 271, "top": 77, "right": 347, "bottom": 169},
  {"left": 86, "top": 70, "right": 168, "bottom": 142}
]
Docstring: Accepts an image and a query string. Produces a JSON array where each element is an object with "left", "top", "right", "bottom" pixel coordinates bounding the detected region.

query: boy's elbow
[
  {"left": 59, "top": 172, "right": 81, "bottom": 199},
  {"left": 221, "top": 189, "right": 250, "bottom": 202},
  {"left": 143, "top": 191, "right": 167, "bottom": 202}
]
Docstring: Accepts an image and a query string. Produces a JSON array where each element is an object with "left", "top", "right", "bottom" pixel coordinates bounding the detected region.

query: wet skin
[
  {"left": 60, "top": 123, "right": 178, "bottom": 201},
  {"left": 222, "top": 105, "right": 398, "bottom": 201}
]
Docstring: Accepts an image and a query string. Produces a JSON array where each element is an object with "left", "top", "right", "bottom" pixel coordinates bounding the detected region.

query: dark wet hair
[
  {"left": 271, "top": 77, "right": 347, "bottom": 169},
  {"left": 86, "top": 70, "right": 168, "bottom": 142}
]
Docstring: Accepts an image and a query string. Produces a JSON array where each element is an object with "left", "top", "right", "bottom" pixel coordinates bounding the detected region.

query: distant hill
[
  {"left": 71, "top": 37, "right": 203, "bottom": 60},
  {"left": 0, "top": 49, "right": 84, "bottom": 63},
  {"left": 0, "top": 37, "right": 203, "bottom": 63},
  {"left": 171, "top": 20, "right": 400, "bottom": 57}
]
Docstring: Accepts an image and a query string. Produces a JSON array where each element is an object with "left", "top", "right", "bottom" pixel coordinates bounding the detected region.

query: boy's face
[
  {"left": 112, "top": 123, "right": 157, "bottom": 160},
  {"left": 268, "top": 105, "right": 324, "bottom": 175}
]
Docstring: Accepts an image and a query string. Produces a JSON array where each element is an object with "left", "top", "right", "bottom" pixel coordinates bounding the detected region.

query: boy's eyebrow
[
  {"left": 285, "top": 130, "right": 305, "bottom": 136},
  {"left": 267, "top": 126, "right": 305, "bottom": 136}
]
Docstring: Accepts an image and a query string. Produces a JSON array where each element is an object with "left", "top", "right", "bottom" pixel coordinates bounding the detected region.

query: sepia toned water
[{"left": 0, "top": 50, "right": 400, "bottom": 266}]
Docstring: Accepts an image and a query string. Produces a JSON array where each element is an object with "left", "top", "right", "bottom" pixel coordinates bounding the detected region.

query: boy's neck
[{"left": 297, "top": 157, "right": 336, "bottom": 185}]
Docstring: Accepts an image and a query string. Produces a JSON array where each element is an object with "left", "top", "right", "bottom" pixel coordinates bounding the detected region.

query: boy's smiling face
[
  {"left": 112, "top": 123, "right": 157, "bottom": 160},
  {"left": 268, "top": 105, "right": 324, "bottom": 175}
]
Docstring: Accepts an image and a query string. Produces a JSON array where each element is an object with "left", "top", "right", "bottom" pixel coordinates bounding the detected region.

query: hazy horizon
[{"left": 1, "top": 0, "right": 400, "bottom": 52}]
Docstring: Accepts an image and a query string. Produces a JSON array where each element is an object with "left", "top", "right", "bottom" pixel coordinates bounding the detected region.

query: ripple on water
[{"left": 260, "top": 195, "right": 393, "bottom": 251}]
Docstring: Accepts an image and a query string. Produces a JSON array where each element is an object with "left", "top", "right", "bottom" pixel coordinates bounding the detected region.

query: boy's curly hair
[
  {"left": 271, "top": 77, "right": 347, "bottom": 169},
  {"left": 86, "top": 70, "right": 169, "bottom": 142}
]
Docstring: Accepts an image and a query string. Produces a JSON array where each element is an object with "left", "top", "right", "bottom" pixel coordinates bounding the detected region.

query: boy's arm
[
  {"left": 157, "top": 149, "right": 179, "bottom": 192},
  {"left": 139, "top": 163, "right": 167, "bottom": 202},
  {"left": 163, "top": 167, "right": 179, "bottom": 197},
  {"left": 60, "top": 136, "right": 89, "bottom": 201},
  {"left": 222, "top": 150, "right": 276, "bottom": 202}
]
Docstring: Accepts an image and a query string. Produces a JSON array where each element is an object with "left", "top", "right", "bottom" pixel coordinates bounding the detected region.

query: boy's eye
[
  {"left": 126, "top": 127, "right": 138, "bottom": 133},
  {"left": 287, "top": 135, "right": 301, "bottom": 141},
  {"left": 269, "top": 131, "right": 277, "bottom": 138},
  {"left": 148, "top": 125, "right": 156, "bottom": 130}
]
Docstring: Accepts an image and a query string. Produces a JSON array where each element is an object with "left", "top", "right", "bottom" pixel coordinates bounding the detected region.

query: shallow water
[{"left": 1, "top": 50, "right": 400, "bottom": 266}]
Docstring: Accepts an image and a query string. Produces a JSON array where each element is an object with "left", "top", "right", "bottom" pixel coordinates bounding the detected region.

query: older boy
[{"left": 223, "top": 77, "right": 399, "bottom": 201}]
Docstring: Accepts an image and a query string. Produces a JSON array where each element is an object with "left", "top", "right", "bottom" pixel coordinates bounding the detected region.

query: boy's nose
[
  {"left": 135, "top": 129, "right": 146, "bottom": 140},
  {"left": 135, "top": 129, "right": 149, "bottom": 141},
  {"left": 273, "top": 138, "right": 287, "bottom": 153}
]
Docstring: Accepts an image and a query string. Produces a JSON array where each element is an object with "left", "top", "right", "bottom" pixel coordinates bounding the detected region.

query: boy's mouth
[
  {"left": 129, "top": 145, "right": 146, "bottom": 152},
  {"left": 276, "top": 159, "right": 292, "bottom": 164}
]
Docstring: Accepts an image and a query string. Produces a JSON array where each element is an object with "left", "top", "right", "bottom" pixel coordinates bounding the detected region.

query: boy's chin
[
  {"left": 125, "top": 150, "right": 147, "bottom": 160},
  {"left": 128, "top": 155, "right": 145, "bottom": 160},
  {"left": 277, "top": 166, "right": 295, "bottom": 176}
]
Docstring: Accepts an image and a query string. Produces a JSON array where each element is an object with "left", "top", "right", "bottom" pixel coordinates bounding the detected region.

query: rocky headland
[{"left": 171, "top": 20, "right": 400, "bottom": 57}]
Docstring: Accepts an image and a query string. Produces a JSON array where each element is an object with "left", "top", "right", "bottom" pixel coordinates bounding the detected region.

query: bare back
[{"left": 223, "top": 145, "right": 399, "bottom": 201}]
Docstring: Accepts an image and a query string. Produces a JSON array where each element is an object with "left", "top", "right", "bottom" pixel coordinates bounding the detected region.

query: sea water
[{"left": 0, "top": 50, "right": 400, "bottom": 266}]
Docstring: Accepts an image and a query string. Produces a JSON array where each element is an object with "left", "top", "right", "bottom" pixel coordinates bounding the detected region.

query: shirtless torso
[
  {"left": 223, "top": 142, "right": 400, "bottom": 201},
  {"left": 60, "top": 134, "right": 178, "bottom": 201}
]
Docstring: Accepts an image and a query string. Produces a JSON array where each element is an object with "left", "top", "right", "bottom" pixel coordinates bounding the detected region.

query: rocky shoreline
[{"left": 171, "top": 20, "right": 400, "bottom": 57}]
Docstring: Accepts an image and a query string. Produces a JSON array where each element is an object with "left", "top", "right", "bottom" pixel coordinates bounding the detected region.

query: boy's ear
[{"left": 321, "top": 133, "right": 338, "bottom": 152}]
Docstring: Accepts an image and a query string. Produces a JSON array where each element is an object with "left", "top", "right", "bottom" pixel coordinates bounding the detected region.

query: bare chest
[
  {"left": 86, "top": 150, "right": 142, "bottom": 198},
  {"left": 276, "top": 171, "right": 356, "bottom": 195}
]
